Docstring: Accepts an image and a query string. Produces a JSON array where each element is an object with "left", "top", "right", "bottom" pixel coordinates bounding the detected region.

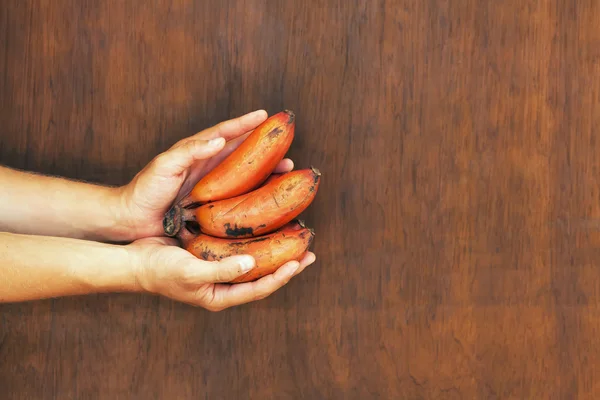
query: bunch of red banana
[{"left": 163, "top": 110, "right": 321, "bottom": 283}]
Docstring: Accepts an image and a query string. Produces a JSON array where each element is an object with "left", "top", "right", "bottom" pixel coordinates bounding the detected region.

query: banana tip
[
  {"left": 310, "top": 166, "right": 321, "bottom": 177},
  {"left": 283, "top": 109, "right": 295, "bottom": 124}
]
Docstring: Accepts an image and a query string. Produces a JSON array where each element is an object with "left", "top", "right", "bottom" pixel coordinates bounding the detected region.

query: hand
[
  {"left": 129, "top": 237, "right": 316, "bottom": 311},
  {"left": 117, "top": 110, "right": 294, "bottom": 241}
]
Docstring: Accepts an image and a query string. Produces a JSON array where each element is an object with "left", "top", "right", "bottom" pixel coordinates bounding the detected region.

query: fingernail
[
  {"left": 208, "top": 137, "right": 224, "bottom": 147},
  {"left": 239, "top": 256, "right": 255, "bottom": 272}
]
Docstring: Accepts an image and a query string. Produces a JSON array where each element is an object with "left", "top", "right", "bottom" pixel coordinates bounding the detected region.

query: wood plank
[{"left": 1, "top": 0, "right": 600, "bottom": 398}]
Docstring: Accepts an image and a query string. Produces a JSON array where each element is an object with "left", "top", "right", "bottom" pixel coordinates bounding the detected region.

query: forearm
[
  {"left": 0, "top": 165, "right": 131, "bottom": 242},
  {"left": 0, "top": 232, "right": 140, "bottom": 303}
]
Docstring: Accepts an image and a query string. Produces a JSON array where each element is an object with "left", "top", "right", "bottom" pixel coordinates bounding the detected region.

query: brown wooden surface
[{"left": 1, "top": 0, "right": 600, "bottom": 398}]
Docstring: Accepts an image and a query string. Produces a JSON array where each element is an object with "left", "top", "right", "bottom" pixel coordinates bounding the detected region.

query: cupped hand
[
  {"left": 129, "top": 237, "right": 316, "bottom": 311},
  {"left": 118, "top": 110, "right": 294, "bottom": 240}
]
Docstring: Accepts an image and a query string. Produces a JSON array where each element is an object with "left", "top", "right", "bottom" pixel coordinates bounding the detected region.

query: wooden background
[{"left": 1, "top": 0, "right": 600, "bottom": 398}]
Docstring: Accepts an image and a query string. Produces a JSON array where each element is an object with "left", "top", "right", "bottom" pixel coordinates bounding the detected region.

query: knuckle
[
  {"left": 212, "top": 271, "right": 227, "bottom": 283},
  {"left": 186, "top": 140, "right": 201, "bottom": 152}
]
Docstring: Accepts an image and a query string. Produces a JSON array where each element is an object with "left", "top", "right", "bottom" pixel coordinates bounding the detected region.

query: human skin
[{"left": 0, "top": 110, "right": 316, "bottom": 310}]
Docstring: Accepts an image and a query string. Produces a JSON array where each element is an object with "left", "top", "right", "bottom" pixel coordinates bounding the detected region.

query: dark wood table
[{"left": 1, "top": 1, "right": 599, "bottom": 398}]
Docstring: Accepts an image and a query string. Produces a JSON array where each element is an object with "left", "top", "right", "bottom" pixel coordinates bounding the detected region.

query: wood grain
[{"left": 2, "top": 0, "right": 600, "bottom": 398}]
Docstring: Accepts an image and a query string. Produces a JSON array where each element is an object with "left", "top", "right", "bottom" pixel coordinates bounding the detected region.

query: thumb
[
  {"left": 155, "top": 137, "right": 226, "bottom": 176},
  {"left": 184, "top": 255, "right": 256, "bottom": 284}
]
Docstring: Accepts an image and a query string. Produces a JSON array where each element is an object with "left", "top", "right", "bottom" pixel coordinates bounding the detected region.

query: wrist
[
  {"left": 124, "top": 243, "right": 155, "bottom": 295},
  {"left": 104, "top": 185, "right": 142, "bottom": 243},
  {"left": 109, "top": 184, "right": 167, "bottom": 243},
  {"left": 77, "top": 241, "right": 144, "bottom": 294}
]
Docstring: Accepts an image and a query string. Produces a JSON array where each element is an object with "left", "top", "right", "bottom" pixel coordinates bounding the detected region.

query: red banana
[
  {"left": 171, "top": 168, "right": 320, "bottom": 239},
  {"left": 179, "top": 221, "right": 314, "bottom": 283},
  {"left": 183, "top": 110, "right": 295, "bottom": 206}
]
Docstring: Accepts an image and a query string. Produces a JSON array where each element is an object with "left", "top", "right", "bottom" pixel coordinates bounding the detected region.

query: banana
[
  {"left": 183, "top": 110, "right": 295, "bottom": 206},
  {"left": 184, "top": 167, "right": 321, "bottom": 239},
  {"left": 179, "top": 221, "right": 314, "bottom": 283}
]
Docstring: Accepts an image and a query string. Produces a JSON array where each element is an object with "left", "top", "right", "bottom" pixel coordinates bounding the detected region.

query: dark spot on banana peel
[
  {"left": 257, "top": 224, "right": 266, "bottom": 229},
  {"left": 224, "top": 223, "right": 253, "bottom": 237},
  {"left": 247, "top": 236, "right": 269, "bottom": 244},
  {"left": 300, "top": 228, "right": 315, "bottom": 241},
  {"left": 200, "top": 249, "right": 219, "bottom": 261},
  {"left": 268, "top": 127, "right": 283, "bottom": 139},
  {"left": 229, "top": 237, "right": 269, "bottom": 246}
]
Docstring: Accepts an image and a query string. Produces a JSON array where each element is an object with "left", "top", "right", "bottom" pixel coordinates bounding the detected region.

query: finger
[
  {"left": 184, "top": 255, "right": 256, "bottom": 284},
  {"left": 209, "top": 260, "right": 301, "bottom": 310},
  {"left": 273, "top": 158, "right": 294, "bottom": 173},
  {"left": 292, "top": 251, "right": 316, "bottom": 277},
  {"left": 194, "top": 110, "right": 268, "bottom": 142},
  {"left": 154, "top": 137, "right": 226, "bottom": 176}
]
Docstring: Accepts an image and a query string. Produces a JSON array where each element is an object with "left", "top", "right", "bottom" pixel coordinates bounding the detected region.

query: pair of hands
[{"left": 117, "top": 110, "right": 315, "bottom": 311}]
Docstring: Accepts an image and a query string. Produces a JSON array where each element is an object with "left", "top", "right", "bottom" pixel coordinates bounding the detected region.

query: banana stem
[
  {"left": 163, "top": 205, "right": 197, "bottom": 237},
  {"left": 162, "top": 205, "right": 182, "bottom": 237}
]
